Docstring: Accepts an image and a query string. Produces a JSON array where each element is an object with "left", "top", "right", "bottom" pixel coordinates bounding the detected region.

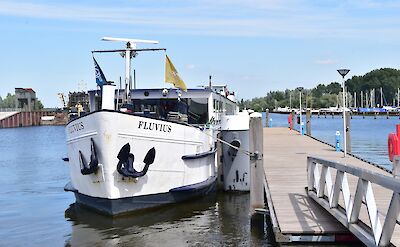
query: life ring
[{"left": 388, "top": 133, "right": 399, "bottom": 162}]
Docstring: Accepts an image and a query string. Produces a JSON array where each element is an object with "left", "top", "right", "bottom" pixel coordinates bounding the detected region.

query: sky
[{"left": 1, "top": 0, "right": 400, "bottom": 107}]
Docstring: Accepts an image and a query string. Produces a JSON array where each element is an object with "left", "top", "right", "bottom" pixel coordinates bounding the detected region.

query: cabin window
[
  {"left": 226, "top": 103, "right": 235, "bottom": 115},
  {"left": 187, "top": 98, "right": 208, "bottom": 125},
  {"left": 129, "top": 98, "right": 208, "bottom": 125}
]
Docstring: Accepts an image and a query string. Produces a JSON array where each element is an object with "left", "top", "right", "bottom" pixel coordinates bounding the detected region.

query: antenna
[{"left": 102, "top": 37, "right": 159, "bottom": 47}]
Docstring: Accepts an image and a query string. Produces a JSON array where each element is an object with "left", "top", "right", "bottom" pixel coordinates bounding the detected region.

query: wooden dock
[{"left": 262, "top": 127, "right": 400, "bottom": 245}]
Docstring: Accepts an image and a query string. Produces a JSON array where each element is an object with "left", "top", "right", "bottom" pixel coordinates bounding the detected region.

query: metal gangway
[{"left": 307, "top": 156, "right": 400, "bottom": 246}]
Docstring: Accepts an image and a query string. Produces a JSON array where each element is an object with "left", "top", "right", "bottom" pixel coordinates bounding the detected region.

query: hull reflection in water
[{"left": 64, "top": 193, "right": 272, "bottom": 247}]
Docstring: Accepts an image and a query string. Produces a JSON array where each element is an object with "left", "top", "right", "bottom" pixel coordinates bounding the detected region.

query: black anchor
[
  {"left": 79, "top": 138, "right": 99, "bottom": 175},
  {"left": 117, "top": 143, "right": 156, "bottom": 178}
]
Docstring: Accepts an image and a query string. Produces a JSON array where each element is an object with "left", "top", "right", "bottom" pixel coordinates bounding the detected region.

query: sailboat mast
[
  {"left": 354, "top": 92, "right": 356, "bottom": 108},
  {"left": 361, "top": 91, "right": 363, "bottom": 108},
  {"left": 380, "top": 87, "right": 383, "bottom": 107}
]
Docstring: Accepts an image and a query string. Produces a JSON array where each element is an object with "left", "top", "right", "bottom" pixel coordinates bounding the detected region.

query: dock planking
[{"left": 263, "top": 127, "right": 400, "bottom": 245}]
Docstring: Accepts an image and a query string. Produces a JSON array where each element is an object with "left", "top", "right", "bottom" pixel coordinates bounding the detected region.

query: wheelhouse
[{"left": 87, "top": 86, "right": 238, "bottom": 126}]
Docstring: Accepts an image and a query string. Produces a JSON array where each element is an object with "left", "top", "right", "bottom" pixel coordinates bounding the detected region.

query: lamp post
[
  {"left": 337, "top": 69, "right": 350, "bottom": 157},
  {"left": 298, "top": 87, "right": 304, "bottom": 134}
]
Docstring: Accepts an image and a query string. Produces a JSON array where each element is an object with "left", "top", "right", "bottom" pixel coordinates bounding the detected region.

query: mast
[
  {"left": 380, "top": 87, "right": 383, "bottom": 107},
  {"left": 354, "top": 92, "right": 356, "bottom": 108},
  {"left": 361, "top": 91, "right": 363, "bottom": 108},
  {"left": 398, "top": 88, "right": 399, "bottom": 107},
  {"left": 125, "top": 44, "right": 131, "bottom": 102},
  {"left": 92, "top": 37, "right": 165, "bottom": 104}
]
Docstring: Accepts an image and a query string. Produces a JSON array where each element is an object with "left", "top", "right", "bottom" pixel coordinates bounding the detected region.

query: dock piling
[
  {"left": 249, "top": 113, "right": 265, "bottom": 228},
  {"left": 394, "top": 156, "right": 400, "bottom": 178},
  {"left": 290, "top": 110, "right": 295, "bottom": 130},
  {"left": 306, "top": 109, "right": 311, "bottom": 136},
  {"left": 345, "top": 111, "right": 351, "bottom": 153}
]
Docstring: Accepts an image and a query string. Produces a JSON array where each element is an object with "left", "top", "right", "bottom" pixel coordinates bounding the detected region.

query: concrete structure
[
  {"left": 0, "top": 111, "right": 67, "bottom": 128},
  {"left": 15, "top": 88, "right": 36, "bottom": 111}
]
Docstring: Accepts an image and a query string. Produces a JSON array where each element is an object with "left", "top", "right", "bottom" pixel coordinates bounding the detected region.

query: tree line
[{"left": 240, "top": 68, "right": 400, "bottom": 112}]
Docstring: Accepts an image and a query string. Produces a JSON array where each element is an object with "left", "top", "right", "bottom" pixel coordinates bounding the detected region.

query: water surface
[
  {"left": 1, "top": 116, "right": 395, "bottom": 246},
  {"left": 0, "top": 126, "right": 269, "bottom": 247}
]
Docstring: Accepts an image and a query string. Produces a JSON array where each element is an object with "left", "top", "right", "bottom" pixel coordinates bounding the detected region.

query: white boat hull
[{"left": 65, "top": 110, "right": 216, "bottom": 215}]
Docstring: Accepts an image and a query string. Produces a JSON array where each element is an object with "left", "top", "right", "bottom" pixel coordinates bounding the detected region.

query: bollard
[
  {"left": 249, "top": 113, "right": 265, "bottom": 228},
  {"left": 265, "top": 109, "right": 269, "bottom": 128},
  {"left": 306, "top": 109, "right": 311, "bottom": 136},
  {"left": 335, "top": 131, "right": 341, "bottom": 151},
  {"left": 269, "top": 118, "right": 272, "bottom": 128},
  {"left": 301, "top": 122, "right": 305, "bottom": 135},
  {"left": 345, "top": 111, "right": 351, "bottom": 153}
]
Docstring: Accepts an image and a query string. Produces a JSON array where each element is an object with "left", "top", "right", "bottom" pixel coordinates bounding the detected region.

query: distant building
[
  {"left": 15, "top": 88, "right": 37, "bottom": 111},
  {"left": 68, "top": 91, "right": 89, "bottom": 112}
]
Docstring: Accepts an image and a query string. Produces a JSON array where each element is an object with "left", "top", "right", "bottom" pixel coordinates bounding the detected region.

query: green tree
[{"left": 0, "top": 93, "right": 16, "bottom": 108}]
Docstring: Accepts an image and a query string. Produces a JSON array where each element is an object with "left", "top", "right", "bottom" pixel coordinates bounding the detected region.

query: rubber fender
[{"left": 388, "top": 133, "right": 399, "bottom": 162}]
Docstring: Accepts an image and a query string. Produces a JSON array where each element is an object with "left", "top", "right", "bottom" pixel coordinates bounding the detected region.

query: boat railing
[{"left": 306, "top": 156, "right": 400, "bottom": 247}]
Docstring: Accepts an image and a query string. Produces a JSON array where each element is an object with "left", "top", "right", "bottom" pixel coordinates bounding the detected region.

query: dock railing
[{"left": 307, "top": 156, "right": 400, "bottom": 246}]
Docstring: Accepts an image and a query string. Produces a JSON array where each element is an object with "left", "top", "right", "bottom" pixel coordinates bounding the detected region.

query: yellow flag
[{"left": 165, "top": 55, "right": 187, "bottom": 92}]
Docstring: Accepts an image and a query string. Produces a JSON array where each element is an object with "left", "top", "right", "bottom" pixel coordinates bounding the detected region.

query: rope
[{"left": 195, "top": 126, "right": 253, "bottom": 157}]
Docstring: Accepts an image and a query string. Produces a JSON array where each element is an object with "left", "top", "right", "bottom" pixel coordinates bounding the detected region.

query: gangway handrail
[{"left": 307, "top": 156, "right": 400, "bottom": 247}]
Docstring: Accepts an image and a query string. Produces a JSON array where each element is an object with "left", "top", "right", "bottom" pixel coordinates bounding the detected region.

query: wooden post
[
  {"left": 393, "top": 156, "right": 400, "bottom": 179},
  {"left": 306, "top": 109, "right": 311, "bottom": 136},
  {"left": 290, "top": 110, "right": 295, "bottom": 130},
  {"left": 265, "top": 109, "right": 269, "bottom": 128},
  {"left": 345, "top": 111, "right": 351, "bottom": 153},
  {"left": 387, "top": 111, "right": 389, "bottom": 119},
  {"left": 249, "top": 113, "right": 264, "bottom": 228},
  {"left": 363, "top": 112, "right": 365, "bottom": 119}
]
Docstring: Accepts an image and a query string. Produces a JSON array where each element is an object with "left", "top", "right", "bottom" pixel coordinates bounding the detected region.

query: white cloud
[
  {"left": 315, "top": 59, "right": 338, "bottom": 65},
  {"left": 0, "top": 1, "right": 400, "bottom": 40},
  {"left": 186, "top": 64, "right": 195, "bottom": 70}
]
